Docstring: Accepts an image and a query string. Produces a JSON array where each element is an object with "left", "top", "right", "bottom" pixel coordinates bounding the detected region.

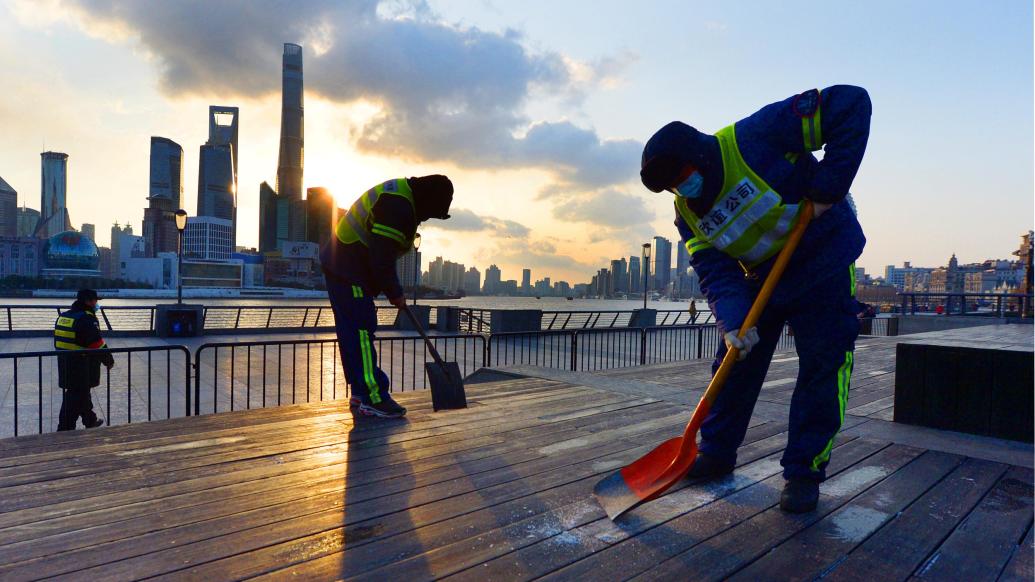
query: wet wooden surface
[{"left": 0, "top": 329, "right": 1032, "bottom": 580}]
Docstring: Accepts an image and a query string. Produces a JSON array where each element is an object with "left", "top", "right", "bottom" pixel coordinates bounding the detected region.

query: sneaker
[
  {"left": 686, "top": 453, "right": 735, "bottom": 479},
  {"left": 85, "top": 418, "right": 104, "bottom": 429},
  {"left": 349, "top": 396, "right": 362, "bottom": 408},
  {"left": 358, "top": 396, "right": 407, "bottom": 418},
  {"left": 780, "top": 478, "right": 819, "bottom": 513}
]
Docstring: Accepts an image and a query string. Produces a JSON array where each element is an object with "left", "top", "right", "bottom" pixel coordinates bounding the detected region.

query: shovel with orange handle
[{"left": 593, "top": 200, "right": 815, "bottom": 521}]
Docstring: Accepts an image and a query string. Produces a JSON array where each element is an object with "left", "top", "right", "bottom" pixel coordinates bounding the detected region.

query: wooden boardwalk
[{"left": 0, "top": 333, "right": 1031, "bottom": 580}]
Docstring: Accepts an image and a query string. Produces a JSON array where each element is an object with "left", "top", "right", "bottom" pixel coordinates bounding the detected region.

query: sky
[{"left": 0, "top": 0, "right": 1031, "bottom": 284}]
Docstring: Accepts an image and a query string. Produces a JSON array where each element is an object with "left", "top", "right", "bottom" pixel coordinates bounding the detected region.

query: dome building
[{"left": 41, "top": 230, "right": 102, "bottom": 278}]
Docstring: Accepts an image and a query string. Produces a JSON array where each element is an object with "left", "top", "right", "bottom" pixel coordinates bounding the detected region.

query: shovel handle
[
  {"left": 401, "top": 304, "right": 448, "bottom": 369},
  {"left": 679, "top": 201, "right": 815, "bottom": 443}
]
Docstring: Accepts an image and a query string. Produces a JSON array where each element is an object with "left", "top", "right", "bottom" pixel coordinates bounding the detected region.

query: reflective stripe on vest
[
  {"left": 335, "top": 179, "right": 415, "bottom": 248},
  {"left": 675, "top": 124, "right": 803, "bottom": 269},
  {"left": 54, "top": 311, "right": 84, "bottom": 351}
]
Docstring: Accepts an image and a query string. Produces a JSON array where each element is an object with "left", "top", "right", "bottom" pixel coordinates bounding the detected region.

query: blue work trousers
[
  {"left": 698, "top": 265, "right": 859, "bottom": 481},
  {"left": 326, "top": 277, "right": 391, "bottom": 405}
]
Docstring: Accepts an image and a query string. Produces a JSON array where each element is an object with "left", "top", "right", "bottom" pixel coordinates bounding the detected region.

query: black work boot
[
  {"left": 358, "top": 395, "right": 407, "bottom": 418},
  {"left": 686, "top": 453, "right": 735, "bottom": 479},
  {"left": 780, "top": 478, "right": 819, "bottom": 513},
  {"left": 85, "top": 418, "right": 104, "bottom": 429}
]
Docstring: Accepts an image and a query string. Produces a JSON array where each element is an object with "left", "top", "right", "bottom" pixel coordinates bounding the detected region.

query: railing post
[
  {"left": 640, "top": 328, "right": 647, "bottom": 365},
  {"left": 570, "top": 332, "right": 578, "bottom": 371},
  {"left": 266, "top": 308, "right": 274, "bottom": 328},
  {"left": 186, "top": 349, "right": 193, "bottom": 417},
  {"left": 234, "top": 308, "right": 242, "bottom": 329}
]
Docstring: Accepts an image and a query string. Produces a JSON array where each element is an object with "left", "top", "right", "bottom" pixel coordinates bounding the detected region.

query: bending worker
[
  {"left": 55, "top": 288, "right": 114, "bottom": 431},
  {"left": 640, "top": 85, "right": 870, "bottom": 512},
  {"left": 321, "top": 175, "right": 454, "bottom": 418}
]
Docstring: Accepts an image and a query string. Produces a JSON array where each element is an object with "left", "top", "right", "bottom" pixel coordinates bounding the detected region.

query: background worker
[
  {"left": 320, "top": 175, "right": 454, "bottom": 418},
  {"left": 639, "top": 85, "right": 871, "bottom": 512},
  {"left": 54, "top": 288, "right": 114, "bottom": 431}
]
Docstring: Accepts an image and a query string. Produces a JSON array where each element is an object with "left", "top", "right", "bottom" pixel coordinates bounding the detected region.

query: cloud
[
  {"left": 425, "top": 207, "right": 529, "bottom": 238},
  {"left": 553, "top": 189, "right": 655, "bottom": 229},
  {"left": 54, "top": 0, "right": 641, "bottom": 192}
]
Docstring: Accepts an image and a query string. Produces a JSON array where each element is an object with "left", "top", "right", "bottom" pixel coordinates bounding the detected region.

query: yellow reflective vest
[
  {"left": 335, "top": 178, "right": 416, "bottom": 252},
  {"left": 676, "top": 124, "right": 804, "bottom": 270}
]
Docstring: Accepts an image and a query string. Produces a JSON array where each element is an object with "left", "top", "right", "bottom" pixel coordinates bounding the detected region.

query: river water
[{"left": 5, "top": 295, "right": 710, "bottom": 311}]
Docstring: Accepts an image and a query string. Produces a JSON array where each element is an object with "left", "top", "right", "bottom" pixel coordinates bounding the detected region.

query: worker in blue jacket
[
  {"left": 321, "top": 175, "right": 454, "bottom": 418},
  {"left": 640, "top": 85, "right": 871, "bottom": 512}
]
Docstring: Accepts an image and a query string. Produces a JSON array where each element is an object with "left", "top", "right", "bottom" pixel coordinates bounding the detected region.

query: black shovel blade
[{"left": 425, "top": 361, "right": 467, "bottom": 411}]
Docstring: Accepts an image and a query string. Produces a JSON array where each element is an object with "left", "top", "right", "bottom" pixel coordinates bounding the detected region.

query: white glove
[{"left": 725, "top": 327, "right": 760, "bottom": 361}]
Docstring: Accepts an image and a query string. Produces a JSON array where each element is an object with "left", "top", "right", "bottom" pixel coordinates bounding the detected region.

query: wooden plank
[
  {"left": 0, "top": 389, "right": 651, "bottom": 488},
  {"left": 181, "top": 423, "right": 797, "bottom": 581},
  {"left": 0, "top": 390, "right": 662, "bottom": 513},
  {"left": 0, "top": 400, "right": 667, "bottom": 553},
  {"left": 0, "top": 395, "right": 664, "bottom": 532},
  {"left": 630, "top": 444, "right": 924, "bottom": 582},
  {"left": 727, "top": 450, "right": 963, "bottom": 581},
  {"left": 820, "top": 457, "right": 1008, "bottom": 582},
  {"left": 997, "top": 524, "right": 1034, "bottom": 582},
  {"left": 912, "top": 466, "right": 1034, "bottom": 581},
  {"left": 0, "top": 411, "right": 694, "bottom": 579},
  {"left": 419, "top": 439, "right": 888, "bottom": 582}
]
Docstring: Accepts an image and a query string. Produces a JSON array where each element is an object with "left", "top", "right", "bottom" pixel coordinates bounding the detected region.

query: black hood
[
  {"left": 409, "top": 174, "right": 454, "bottom": 221},
  {"left": 640, "top": 122, "right": 723, "bottom": 210}
]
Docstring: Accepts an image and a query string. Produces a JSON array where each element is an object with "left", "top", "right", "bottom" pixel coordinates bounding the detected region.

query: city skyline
[{"left": 0, "top": 1, "right": 1030, "bottom": 284}]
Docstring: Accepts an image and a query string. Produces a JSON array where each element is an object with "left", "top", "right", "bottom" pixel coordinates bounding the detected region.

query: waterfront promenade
[{"left": 0, "top": 326, "right": 1031, "bottom": 580}]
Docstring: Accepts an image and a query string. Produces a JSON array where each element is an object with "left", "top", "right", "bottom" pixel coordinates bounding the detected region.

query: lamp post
[
  {"left": 642, "top": 242, "right": 652, "bottom": 309},
  {"left": 412, "top": 233, "right": 422, "bottom": 305},
  {"left": 174, "top": 209, "right": 188, "bottom": 304}
]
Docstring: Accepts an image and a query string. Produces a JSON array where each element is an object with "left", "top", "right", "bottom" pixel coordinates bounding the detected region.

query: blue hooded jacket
[{"left": 671, "top": 85, "right": 871, "bottom": 332}]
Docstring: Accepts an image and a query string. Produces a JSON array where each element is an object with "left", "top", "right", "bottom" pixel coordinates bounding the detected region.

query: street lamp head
[
  {"left": 174, "top": 209, "right": 188, "bottom": 231},
  {"left": 413, "top": 232, "right": 422, "bottom": 250},
  {"left": 642, "top": 242, "right": 652, "bottom": 259}
]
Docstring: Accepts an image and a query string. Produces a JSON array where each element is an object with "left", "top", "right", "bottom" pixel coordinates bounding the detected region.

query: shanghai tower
[{"left": 277, "top": 43, "right": 304, "bottom": 202}]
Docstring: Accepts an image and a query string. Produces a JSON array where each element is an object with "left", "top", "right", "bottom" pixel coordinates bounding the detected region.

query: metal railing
[
  {"left": 897, "top": 293, "right": 1033, "bottom": 317},
  {"left": 487, "top": 324, "right": 796, "bottom": 372},
  {"left": 192, "top": 334, "right": 485, "bottom": 415},
  {"left": 0, "top": 345, "right": 192, "bottom": 437},
  {"left": 539, "top": 309, "right": 713, "bottom": 330},
  {"left": 1, "top": 305, "right": 157, "bottom": 333}
]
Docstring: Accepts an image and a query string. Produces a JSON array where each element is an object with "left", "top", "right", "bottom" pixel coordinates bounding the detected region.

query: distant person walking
[
  {"left": 320, "top": 176, "right": 454, "bottom": 418},
  {"left": 640, "top": 85, "right": 871, "bottom": 512},
  {"left": 55, "top": 289, "right": 114, "bottom": 431}
]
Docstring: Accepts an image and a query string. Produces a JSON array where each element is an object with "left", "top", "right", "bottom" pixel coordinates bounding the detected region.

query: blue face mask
[{"left": 671, "top": 171, "right": 704, "bottom": 199}]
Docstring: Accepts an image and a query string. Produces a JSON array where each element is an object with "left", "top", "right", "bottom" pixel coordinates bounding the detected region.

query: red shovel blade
[{"left": 593, "top": 433, "right": 700, "bottom": 520}]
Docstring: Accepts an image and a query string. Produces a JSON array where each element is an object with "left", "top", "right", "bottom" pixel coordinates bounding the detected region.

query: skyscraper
[
  {"left": 277, "top": 43, "right": 304, "bottom": 202},
  {"left": 40, "top": 152, "right": 71, "bottom": 238},
  {"left": 208, "top": 106, "right": 239, "bottom": 186},
  {"left": 304, "top": 187, "right": 339, "bottom": 245},
  {"left": 628, "top": 255, "right": 641, "bottom": 294},
  {"left": 80, "top": 223, "right": 95, "bottom": 242},
  {"left": 200, "top": 107, "right": 239, "bottom": 247},
  {"left": 258, "top": 181, "right": 279, "bottom": 253},
  {"left": 483, "top": 264, "right": 502, "bottom": 294},
  {"left": 16, "top": 206, "right": 40, "bottom": 238},
  {"left": 611, "top": 258, "right": 628, "bottom": 293},
  {"left": 653, "top": 236, "right": 673, "bottom": 292},
  {"left": 396, "top": 247, "right": 422, "bottom": 289},
  {"left": 521, "top": 268, "right": 532, "bottom": 294},
  {"left": 0, "top": 176, "right": 16, "bottom": 237},
  {"left": 197, "top": 144, "right": 235, "bottom": 245},
  {"left": 143, "top": 137, "right": 184, "bottom": 256},
  {"left": 676, "top": 239, "right": 690, "bottom": 276}
]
